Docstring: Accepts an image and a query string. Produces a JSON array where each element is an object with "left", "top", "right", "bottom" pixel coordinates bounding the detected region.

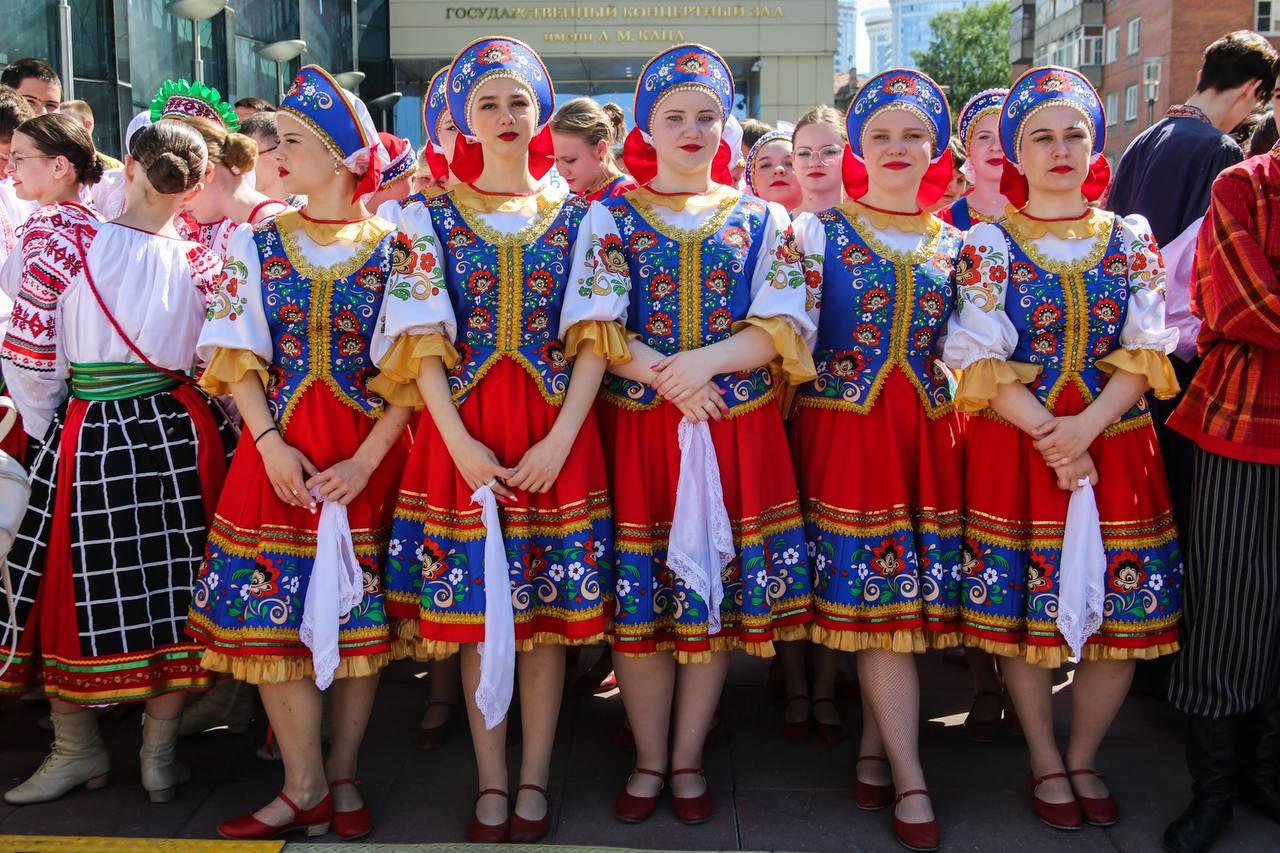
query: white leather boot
[
  {"left": 5, "top": 708, "right": 110, "bottom": 804},
  {"left": 140, "top": 713, "right": 191, "bottom": 803}
]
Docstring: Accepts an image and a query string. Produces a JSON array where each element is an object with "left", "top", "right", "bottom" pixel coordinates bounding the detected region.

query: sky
[{"left": 857, "top": 0, "right": 890, "bottom": 74}]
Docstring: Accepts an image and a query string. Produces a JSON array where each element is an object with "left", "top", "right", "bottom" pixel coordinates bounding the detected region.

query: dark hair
[
  {"left": 740, "top": 118, "right": 773, "bottom": 150},
  {"left": 1197, "top": 31, "right": 1280, "bottom": 102},
  {"left": 15, "top": 113, "right": 103, "bottom": 185},
  {"left": 1248, "top": 109, "right": 1279, "bottom": 156},
  {"left": 129, "top": 119, "right": 207, "bottom": 194},
  {"left": 0, "top": 85, "right": 34, "bottom": 140},
  {"left": 1231, "top": 108, "right": 1264, "bottom": 145},
  {"left": 0, "top": 58, "right": 61, "bottom": 90},
  {"left": 235, "top": 96, "right": 276, "bottom": 114},
  {"left": 238, "top": 112, "right": 279, "bottom": 143}
]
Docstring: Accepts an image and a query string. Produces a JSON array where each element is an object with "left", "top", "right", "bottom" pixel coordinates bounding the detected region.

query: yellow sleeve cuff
[
  {"left": 563, "top": 320, "right": 634, "bottom": 365},
  {"left": 953, "top": 358, "right": 1042, "bottom": 413},
  {"left": 732, "top": 315, "right": 817, "bottom": 385},
  {"left": 1096, "top": 347, "right": 1181, "bottom": 400},
  {"left": 369, "top": 333, "right": 461, "bottom": 409},
  {"left": 199, "top": 348, "right": 269, "bottom": 397}
]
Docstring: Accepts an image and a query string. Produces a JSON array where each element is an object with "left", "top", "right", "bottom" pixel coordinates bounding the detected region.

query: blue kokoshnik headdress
[
  {"left": 445, "top": 36, "right": 556, "bottom": 182},
  {"left": 957, "top": 88, "right": 1009, "bottom": 152},
  {"left": 999, "top": 66, "right": 1111, "bottom": 206},
  {"left": 419, "top": 68, "right": 453, "bottom": 183},
  {"left": 744, "top": 130, "right": 792, "bottom": 195},
  {"left": 623, "top": 43, "right": 739, "bottom": 186},
  {"left": 842, "top": 68, "right": 953, "bottom": 206},
  {"left": 279, "top": 64, "right": 387, "bottom": 202}
]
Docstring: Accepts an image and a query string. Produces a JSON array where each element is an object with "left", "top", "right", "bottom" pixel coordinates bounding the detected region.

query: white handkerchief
[
  {"left": 299, "top": 496, "right": 363, "bottom": 691},
  {"left": 1057, "top": 479, "right": 1106, "bottom": 659},
  {"left": 667, "top": 419, "right": 735, "bottom": 635},
  {"left": 472, "top": 484, "right": 515, "bottom": 730}
]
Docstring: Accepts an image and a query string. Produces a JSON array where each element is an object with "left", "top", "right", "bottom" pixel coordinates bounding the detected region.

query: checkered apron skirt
[{"left": 0, "top": 378, "right": 236, "bottom": 704}]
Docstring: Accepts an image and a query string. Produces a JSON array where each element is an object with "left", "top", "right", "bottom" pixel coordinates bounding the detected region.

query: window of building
[
  {"left": 1127, "top": 18, "right": 1141, "bottom": 55},
  {"left": 1125, "top": 84, "right": 1139, "bottom": 121},
  {"left": 1083, "top": 26, "right": 1104, "bottom": 66},
  {"left": 1105, "top": 92, "right": 1119, "bottom": 126},
  {"left": 1259, "top": 1, "right": 1278, "bottom": 34},
  {"left": 1105, "top": 27, "right": 1119, "bottom": 64}
]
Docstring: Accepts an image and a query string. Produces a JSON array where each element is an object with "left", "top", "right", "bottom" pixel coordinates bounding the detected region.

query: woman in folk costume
[
  {"left": 599, "top": 44, "right": 815, "bottom": 825},
  {"left": 744, "top": 129, "right": 803, "bottom": 212},
  {"left": 376, "top": 69, "right": 459, "bottom": 229},
  {"left": 550, "top": 97, "right": 638, "bottom": 202},
  {"left": 374, "top": 67, "right": 467, "bottom": 753},
  {"left": 942, "top": 67, "right": 1182, "bottom": 830},
  {"left": 0, "top": 120, "right": 236, "bottom": 804},
  {"left": 152, "top": 82, "right": 290, "bottom": 256},
  {"left": 2, "top": 114, "right": 105, "bottom": 298},
  {"left": 367, "top": 132, "right": 416, "bottom": 211},
  {"left": 936, "top": 87, "right": 1018, "bottom": 744},
  {"left": 372, "top": 37, "right": 629, "bottom": 843},
  {"left": 941, "top": 89, "right": 1012, "bottom": 231},
  {"left": 187, "top": 66, "right": 410, "bottom": 841},
  {"left": 792, "top": 105, "right": 847, "bottom": 216},
  {"left": 789, "top": 69, "right": 963, "bottom": 853}
]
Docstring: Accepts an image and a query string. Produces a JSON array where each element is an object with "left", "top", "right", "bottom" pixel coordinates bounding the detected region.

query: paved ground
[{"left": 0, "top": 651, "right": 1274, "bottom": 852}]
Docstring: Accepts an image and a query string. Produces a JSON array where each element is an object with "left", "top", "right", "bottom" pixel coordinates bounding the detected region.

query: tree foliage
[{"left": 911, "top": 0, "right": 1012, "bottom": 117}]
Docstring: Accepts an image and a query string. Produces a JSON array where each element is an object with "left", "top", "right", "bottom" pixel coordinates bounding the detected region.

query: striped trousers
[{"left": 1169, "top": 446, "right": 1280, "bottom": 717}]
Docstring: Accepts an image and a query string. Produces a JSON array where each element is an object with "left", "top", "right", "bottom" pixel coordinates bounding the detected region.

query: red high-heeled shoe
[
  {"left": 329, "top": 778, "right": 372, "bottom": 840},
  {"left": 613, "top": 768, "right": 664, "bottom": 823},
  {"left": 1068, "top": 768, "right": 1118, "bottom": 826},
  {"left": 1029, "top": 772, "right": 1084, "bottom": 830},
  {"left": 218, "top": 791, "right": 333, "bottom": 840},
  {"left": 892, "top": 789, "right": 939, "bottom": 852},
  {"left": 510, "top": 783, "right": 551, "bottom": 842},
  {"left": 855, "top": 755, "right": 895, "bottom": 811},
  {"left": 670, "top": 768, "right": 713, "bottom": 825},
  {"left": 468, "top": 789, "right": 510, "bottom": 843},
  {"left": 781, "top": 694, "right": 811, "bottom": 740},
  {"left": 813, "top": 697, "right": 847, "bottom": 744}
]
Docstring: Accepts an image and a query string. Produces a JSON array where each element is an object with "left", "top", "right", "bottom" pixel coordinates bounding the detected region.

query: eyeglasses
[
  {"left": 7, "top": 153, "right": 56, "bottom": 168},
  {"left": 794, "top": 145, "right": 843, "bottom": 165}
]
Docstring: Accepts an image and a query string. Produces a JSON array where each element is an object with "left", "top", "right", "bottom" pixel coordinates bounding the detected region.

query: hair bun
[
  {"left": 222, "top": 132, "right": 258, "bottom": 174},
  {"left": 146, "top": 150, "right": 192, "bottom": 195},
  {"left": 602, "top": 102, "right": 627, "bottom": 145},
  {"left": 83, "top": 152, "right": 106, "bottom": 186}
]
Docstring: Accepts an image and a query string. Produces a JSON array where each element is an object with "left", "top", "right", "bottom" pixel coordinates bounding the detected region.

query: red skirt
[
  {"left": 186, "top": 385, "right": 409, "bottom": 683},
  {"left": 386, "top": 358, "right": 612, "bottom": 658},
  {"left": 961, "top": 382, "right": 1182, "bottom": 667},
  {"left": 600, "top": 393, "right": 813, "bottom": 662},
  {"left": 792, "top": 368, "right": 964, "bottom": 652}
]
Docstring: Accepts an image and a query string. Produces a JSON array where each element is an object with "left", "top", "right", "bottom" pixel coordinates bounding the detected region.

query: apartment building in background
[{"left": 1011, "top": 0, "right": 1280, "bottom": 161}]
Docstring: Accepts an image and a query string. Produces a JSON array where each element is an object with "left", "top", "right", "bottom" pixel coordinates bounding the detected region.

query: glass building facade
[
  {"left": 1, "top": 0, "right": 381, "bottom": 158},
  {"left": 888, "top": 0, "right": 998, "bottom": 69}
]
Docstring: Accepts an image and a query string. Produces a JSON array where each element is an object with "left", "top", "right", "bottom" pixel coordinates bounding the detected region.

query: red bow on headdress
[
  {"left": 352, "top": 148, "right": 384, "bottom": 204},
  {"left": 840, "top": 146, "right": 955, "bottom": 208},
  {"left": 425, "top": 146, "right": 451, "bottom": 183},
  {"left": 622, "top": 127, "right": 737, "bottom": 187},
  {"left": 449, "top": 126, "right": 557, "bottom": 185},
  {"left": 999, "top": 154, "right": 1112, "bottom": 209}
]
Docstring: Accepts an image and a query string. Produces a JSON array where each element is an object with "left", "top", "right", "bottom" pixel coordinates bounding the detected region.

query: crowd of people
[{"left": 0, "top": 27, "right": 1276, "bottom": 853}]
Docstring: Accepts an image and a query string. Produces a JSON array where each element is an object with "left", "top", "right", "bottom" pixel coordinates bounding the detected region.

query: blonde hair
[
  {"left": 551, "top": 98, "right": 627, "bottom": 148},
  {"left": 177, "top": 115, "right": 258, "bottom": 176},
  {"left": 794, "top": 105, "right": 847, "bottom": 143}
]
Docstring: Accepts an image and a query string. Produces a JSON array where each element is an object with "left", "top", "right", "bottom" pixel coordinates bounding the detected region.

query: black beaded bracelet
[{"left": 254, "top": 425, "right": 280, "bottom": 445}]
